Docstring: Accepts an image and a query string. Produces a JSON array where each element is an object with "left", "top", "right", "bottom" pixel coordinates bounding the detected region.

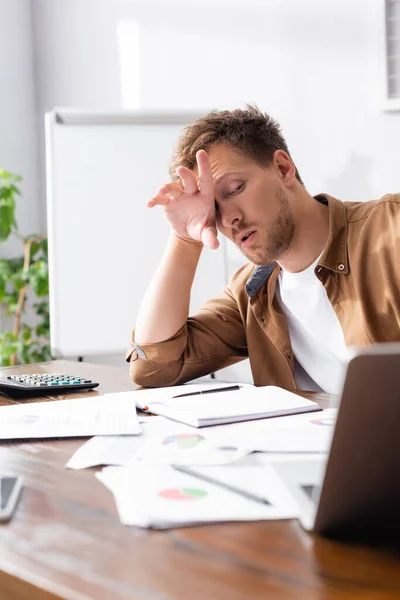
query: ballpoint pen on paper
[
  {"left": 171, "top": 464, "right": 270, "bottom": 506},
  {"left": 140, "top": 384, "right": 243, "bottom": 412},
  {"left": 172, "top": 385, "right": 242, "bottom": 399}
]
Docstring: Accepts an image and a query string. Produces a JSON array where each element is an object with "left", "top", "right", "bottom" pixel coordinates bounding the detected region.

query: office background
[{"left": 0, "top": 0, "right": 399, "bottom": 378}]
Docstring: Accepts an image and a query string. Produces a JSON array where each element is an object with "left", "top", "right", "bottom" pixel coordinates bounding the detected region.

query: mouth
[{"left": 238, "top": 230, "right": 256, "bottom": 248}]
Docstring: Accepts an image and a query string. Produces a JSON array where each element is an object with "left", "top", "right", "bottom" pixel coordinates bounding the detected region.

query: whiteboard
[{"left": 45, "top": 109, "right": 228, "bottom": 357}]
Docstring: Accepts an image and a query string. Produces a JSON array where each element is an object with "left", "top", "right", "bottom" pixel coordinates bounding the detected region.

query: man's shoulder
[
  {"left": 345, "top": 193, "right": 400, "bottom": 224},
  {"left": 227, "top": 262, "right": 256, "bottom": 296}
]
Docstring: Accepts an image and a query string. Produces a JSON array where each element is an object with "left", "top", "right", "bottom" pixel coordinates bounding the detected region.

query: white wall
[
  {"left": 31, "top": 0, "right": 399, "bottom": 258},
  {"left": 0, "top": 0, "right": 42, "bottom": 259},
  {"left": 29, "top": 0, "right": 400, "bottom": 376}
]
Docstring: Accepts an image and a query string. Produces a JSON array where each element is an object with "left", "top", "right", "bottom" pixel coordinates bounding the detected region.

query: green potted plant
[{"left": 0, "top": 169, "right": 52, "bottom": 366}]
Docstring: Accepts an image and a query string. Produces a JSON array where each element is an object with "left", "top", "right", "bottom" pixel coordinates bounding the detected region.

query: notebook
[{"left": 136, "top": 386, "right": 321, "bottom": 428}]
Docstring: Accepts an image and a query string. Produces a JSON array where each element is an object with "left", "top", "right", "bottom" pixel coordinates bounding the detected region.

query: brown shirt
[{"left": 127, "top": 193, "right": 400, "bottom": 389}]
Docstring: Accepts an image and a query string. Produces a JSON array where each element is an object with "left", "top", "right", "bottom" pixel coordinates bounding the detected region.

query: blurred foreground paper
[
  {"left": 66, "top": 415, "right": 248, "bottom": 469},
  {"left": 0, "top": 395, "right": 141, "bottom": 439},
  {"left": 95, "top": 463, "right": 298, "bottom": 528}
]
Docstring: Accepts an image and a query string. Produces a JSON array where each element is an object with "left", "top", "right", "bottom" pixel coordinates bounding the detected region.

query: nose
[{"left": 219, "top": 206, "right": 243, "bottom": 229}]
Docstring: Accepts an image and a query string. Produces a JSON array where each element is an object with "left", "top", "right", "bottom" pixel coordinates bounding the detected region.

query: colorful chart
[
  {"left": 162, "top": 434, "right": 205, "bottom": 449},
  {"left": 310, "top": 417, "right": 336, "bottom": 427},
  {"left": 158, "top": 488, "right": 208, "bottom": 501}
]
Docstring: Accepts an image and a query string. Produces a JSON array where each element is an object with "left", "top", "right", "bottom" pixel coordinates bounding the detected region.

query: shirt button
[{"left": 338, "top": 264, "right": 345, "bottom": 271}]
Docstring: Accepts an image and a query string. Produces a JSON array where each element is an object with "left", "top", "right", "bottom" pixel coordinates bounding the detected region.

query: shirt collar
[{"left": 245, "top": 193, "right": 349, "bottom": 298}]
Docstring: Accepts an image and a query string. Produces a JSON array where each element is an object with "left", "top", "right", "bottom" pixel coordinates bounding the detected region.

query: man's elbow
[{"left": 129, "top": 358, "right": 185, "bottom": 388}]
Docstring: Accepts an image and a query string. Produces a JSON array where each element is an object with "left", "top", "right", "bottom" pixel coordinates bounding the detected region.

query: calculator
[{"left": 0, "top": 373, "right": 99, "bottom": 399}]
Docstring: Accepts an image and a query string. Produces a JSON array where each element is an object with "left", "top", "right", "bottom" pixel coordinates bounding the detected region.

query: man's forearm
[{"left": 134, "top": 233, "right": 203, "bottom": 344}]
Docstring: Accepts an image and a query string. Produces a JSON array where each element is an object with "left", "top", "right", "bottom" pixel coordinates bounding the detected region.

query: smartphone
[{"left": 0, "top": 476, "right": 23, "bottom": 522}]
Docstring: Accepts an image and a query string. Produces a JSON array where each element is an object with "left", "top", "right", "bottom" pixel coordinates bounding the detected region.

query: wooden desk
[{"left": 0, "top": 360, "right": 399, "bottom": 600}]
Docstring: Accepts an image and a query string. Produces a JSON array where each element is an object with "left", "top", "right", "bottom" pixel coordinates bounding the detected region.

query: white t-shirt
[{"left": 276, "top": 255, "right": 348, "bottom": 394}]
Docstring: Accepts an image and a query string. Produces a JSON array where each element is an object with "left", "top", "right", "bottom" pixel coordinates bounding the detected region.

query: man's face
[{"left": 208, "top": 144, "right": 295, "bottom": 265}]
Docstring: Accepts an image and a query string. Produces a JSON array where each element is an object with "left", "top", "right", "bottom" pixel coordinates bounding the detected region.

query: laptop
[{"left": 271, "top": 343, "right": 400, "bottom": 546}]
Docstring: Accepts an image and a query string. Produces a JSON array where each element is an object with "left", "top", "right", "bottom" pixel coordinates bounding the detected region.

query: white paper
[
  {"left": 0, "top": 395, "right": 141, "bottom": 439},
  {"left": 204, "top": 408, "right": 337, "bottom": 453},
  {"left": 66, "top": 415, "right": 196, "bottom": 469},
  {"left": 175, "top": 463, "right": 297, "bottom": 504},
  {"left": 66, "top": 434, "right": 144, "bottom": 469},
  {"left": 129, "top": 431, "right": 250, "bottom": 466},
  {"left": 95, "top": 463, "right": 298, "bottom": 528}
]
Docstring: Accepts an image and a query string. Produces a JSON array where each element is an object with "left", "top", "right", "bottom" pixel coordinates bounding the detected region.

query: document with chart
[{"left": 0, "top": 395, "right": 141, "bottom": 439}]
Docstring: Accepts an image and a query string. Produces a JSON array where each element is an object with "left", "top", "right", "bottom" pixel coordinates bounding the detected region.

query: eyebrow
[{"left": 215, "top": 172, "right": 243, "bottom": 185}]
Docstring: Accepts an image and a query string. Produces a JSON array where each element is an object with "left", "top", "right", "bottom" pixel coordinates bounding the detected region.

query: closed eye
[{"left": 229, "top": 183, "right": 244, "bottom": 195}]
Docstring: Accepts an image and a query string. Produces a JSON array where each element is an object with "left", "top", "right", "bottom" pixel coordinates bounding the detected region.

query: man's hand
[{"left": 147, "top": 150, "right": 219, "bottom": 249}]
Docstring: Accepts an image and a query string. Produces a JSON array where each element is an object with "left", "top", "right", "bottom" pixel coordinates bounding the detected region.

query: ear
[{"left": 273, "top": 150, "right": 296, "bottom": 186}]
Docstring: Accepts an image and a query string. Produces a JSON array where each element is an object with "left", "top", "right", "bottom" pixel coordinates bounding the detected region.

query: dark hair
[{"left": 169, "top": 104, "right": 303, "bottom": 185}]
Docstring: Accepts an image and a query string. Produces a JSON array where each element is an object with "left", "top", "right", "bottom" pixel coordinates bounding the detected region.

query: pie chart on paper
[
  {"left": 162, "top": 434, "right": 205, "bottom": 449},
  {"left": 158, "top": 488, "right": 208, "bottom": 500}
]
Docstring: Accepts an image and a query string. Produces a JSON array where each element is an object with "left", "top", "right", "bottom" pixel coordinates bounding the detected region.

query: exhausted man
[{"left": 126, "top": 106, "right": 400, "bottom": 394}]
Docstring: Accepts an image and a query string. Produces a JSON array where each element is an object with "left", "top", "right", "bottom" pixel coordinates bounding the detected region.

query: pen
[
  {"left": 171, "top": 464, "right": 271, "bottom": 506},
  {"left": 172, "top": 385, "right": 242, "bottom": 399}
]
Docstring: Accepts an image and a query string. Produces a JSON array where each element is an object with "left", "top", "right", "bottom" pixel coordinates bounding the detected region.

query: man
[{"left": 126, "top": 105, "right": 400, "bottom": 394}]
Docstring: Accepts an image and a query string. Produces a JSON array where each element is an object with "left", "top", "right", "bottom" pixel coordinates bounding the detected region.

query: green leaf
[
  {"left": 40, "top": 238, "right": 48, "bottom": 259},
  {"left": 0, "top": 330, "right": 19, "bottom": 366},
  {"left": 28, "top": 240, "right": 41, "bottom": 260},
  {"left": 0, "top": 169, "right": 22, "bottom": 182},
  {"left": 34, "top": 301, "right": 49, "bottom": 316},
  {"left": 0, "top": 170, "right": 50, "bottom": 365},
  {"left": 0, "top": 205, "right": 16, "bottom": 241},
  {"left": 27, "top": 260, "right": 49, "bottom": 296},
  {"left": 22, "top": 328, "right": 31, "bottom": 341},
  {"left": 36, "top": 322, "right": 50, "bottom": 338},
  {"left": 10, "top": 270, "right": 25, "bottom": 292}
]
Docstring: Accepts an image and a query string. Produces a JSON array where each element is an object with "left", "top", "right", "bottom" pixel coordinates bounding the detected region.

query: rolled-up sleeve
[{"left": 126, "top": 285, "right": 248, "bottom": 387}]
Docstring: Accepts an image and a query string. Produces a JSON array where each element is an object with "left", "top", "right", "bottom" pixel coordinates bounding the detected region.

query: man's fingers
[
  {"left": 196, "top": 150, "right": 214, "bottom": 197},
  {"left": 147, "top": 182, "right": 183, "bottom": 207},
  {"left": 201, "top": 225, "right": 219, "bottom": 249},
  {"left": 158, "top": 182, "right": 183, "bottom": 198},
  {"left": 176, "top": 166, "right": 198, "bottom": 195},
  {"left": 147, "top": 193, "right": 174, "bottom": 207}
]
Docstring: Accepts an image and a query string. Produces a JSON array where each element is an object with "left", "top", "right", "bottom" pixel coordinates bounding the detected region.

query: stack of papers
[
  {"left": 96, "top": 463, "right": 299, "bottom": 528},
  {"left": 66, "top": 415, "right": 249, "bottom": 469},
  {"left": 66, "top": 408, "right": 337, "bottom": 470},
  {"left": 50, "top": 384, "right": 336, "bottom": 529}
]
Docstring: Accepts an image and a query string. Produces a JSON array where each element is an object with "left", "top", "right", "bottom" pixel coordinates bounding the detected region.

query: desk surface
[{"left": 0, "top": 360, "right": 399, "bottom": 600}]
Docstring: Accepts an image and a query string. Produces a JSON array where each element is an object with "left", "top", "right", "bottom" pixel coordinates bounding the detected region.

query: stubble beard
[{"left": 241, "top": 189, "right": 295, "bottom": 266}]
